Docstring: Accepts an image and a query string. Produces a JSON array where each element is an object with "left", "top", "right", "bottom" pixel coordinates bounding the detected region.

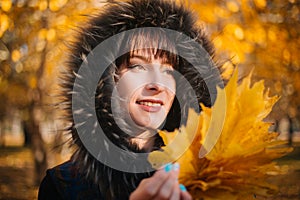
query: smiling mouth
[
  {"left": 136, "top": 100, "right": 163, "bottom": 112},
  {"left": 136, "top": 101, "right": 162, "bottom": 106}
]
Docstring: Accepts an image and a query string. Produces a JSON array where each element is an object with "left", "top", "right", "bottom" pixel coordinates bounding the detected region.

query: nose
[
  {"left": 144, "top": 64, "right": 175, "bottom": 94},
  {"left": 145, "top": 68, "right": 166, "bottom": 92},
  {"left": 145, "top": 82, "right": 164, "bottom": 92}
]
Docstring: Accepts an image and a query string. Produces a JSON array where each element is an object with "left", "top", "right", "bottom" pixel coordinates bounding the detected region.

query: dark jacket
[{"left": 39, "top": 161, "right": 103, "bottom": 200}]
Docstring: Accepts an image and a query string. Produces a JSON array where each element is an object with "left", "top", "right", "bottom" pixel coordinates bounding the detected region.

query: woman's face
[{"left": 116, "top": 50, "right": 176, "bottom": 131}]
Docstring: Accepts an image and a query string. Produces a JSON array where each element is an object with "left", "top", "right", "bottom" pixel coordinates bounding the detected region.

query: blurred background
[{"left": 0, "top": 0, "right": 299, "bottom": 199}]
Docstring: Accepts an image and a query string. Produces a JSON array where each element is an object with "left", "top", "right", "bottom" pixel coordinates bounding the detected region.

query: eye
[
  {"left": 162, "top": 67, "right": 174, "bottom": 76},
  {"left": 164, "top": 69, "right": 174, "bottom": 75},
  {"left": 128, "top": 64, "right": 146, "bottom": 71}
]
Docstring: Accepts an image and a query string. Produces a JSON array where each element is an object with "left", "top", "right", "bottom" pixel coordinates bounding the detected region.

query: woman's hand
[{"left": 129, "top": 163, "right": 192, "bottom": 200}]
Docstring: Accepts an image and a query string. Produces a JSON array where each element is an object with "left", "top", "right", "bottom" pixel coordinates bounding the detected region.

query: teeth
[{"left": 139, "top": 101, "right": 161, "bottom": 107}]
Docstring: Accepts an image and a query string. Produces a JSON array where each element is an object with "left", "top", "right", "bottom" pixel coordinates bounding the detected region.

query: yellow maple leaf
[{"left": 148, "top": 69, "right": 293, "bottom": 199}]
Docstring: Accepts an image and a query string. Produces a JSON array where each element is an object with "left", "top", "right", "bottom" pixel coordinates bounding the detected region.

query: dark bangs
[{"left": 116, "top": 28, "right": 179, "bottom": 69}]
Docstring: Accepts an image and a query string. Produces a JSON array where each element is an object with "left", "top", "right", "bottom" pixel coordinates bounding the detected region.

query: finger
[
  {"left": 179, "top": 184, "right": 192, "bottom": 200},
  {"left": 169, "top": 182, "right": 181, "bottom": 200},
  {"left": 152, "top": 163, "right": 180, "bottom": 200},
  {"left": 172, "top": 163, "right": 180, "bottom": 178},
  {"left": 131, "top": 164, "right": 173, "bottom": 199},
  {"left": 180, "top": 191, "right": 192, "bottom": 200},
  {"left": 156, "top": 170, "right": 178, "bottom": 199},
  {"left": 149, "top": 163, "right": 174, "bottom": 192}
]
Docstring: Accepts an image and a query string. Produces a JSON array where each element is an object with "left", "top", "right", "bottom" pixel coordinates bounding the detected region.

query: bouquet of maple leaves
[{"left": 149, "top": 70, "right": 292, "bottom": 200}]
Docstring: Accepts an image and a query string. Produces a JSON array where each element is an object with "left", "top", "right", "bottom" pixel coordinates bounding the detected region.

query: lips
[{"left": 136, "top": 99, "right": 163, "bottom": 112}]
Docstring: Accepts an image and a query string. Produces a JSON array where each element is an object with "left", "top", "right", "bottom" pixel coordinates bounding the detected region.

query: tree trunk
[
  {"left": 0, "top": 121, "right": 3, "bottom": 146},
  {"left": 26, "top": 104, "right": 48, "bottom": 186},
  {"left": 28, "top": 9, "right": 49, "bottom": 186},
  {"left": 23, "top": 120, "right": 32, "bottom": 146}
]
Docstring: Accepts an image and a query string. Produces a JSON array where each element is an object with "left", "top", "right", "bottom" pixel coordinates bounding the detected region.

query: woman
[{"left": 38, "top": 0, "right": 221, "bottom": 199}]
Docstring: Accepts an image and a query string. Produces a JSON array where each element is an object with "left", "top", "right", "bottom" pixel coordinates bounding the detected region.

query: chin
[{"left": 135, "top": 116, "right": 167, "bottom": 130}]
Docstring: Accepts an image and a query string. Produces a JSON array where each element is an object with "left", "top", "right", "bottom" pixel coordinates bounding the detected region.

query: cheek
[
  {"left": 117, "top": 78, "right": 136, "bottom": 99},
  {"left": 163, "top": 76, "right": 176, "bottom": 95},
  {"left": 167, "top": 92, "right": 176, "bottom": 107},
  {"left": 162, "top": 78, "right": 176, "bottom": 109},
  {"left": 167, "top": 79, "right": 176, "bottom": 102},
  {"left": 117, "top": 73, "right": 149, "bottom": 98}
]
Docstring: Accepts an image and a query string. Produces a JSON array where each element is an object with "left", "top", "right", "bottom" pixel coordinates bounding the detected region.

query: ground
[
  {"left": 268, "top": 145, "right": 300, "bottom": 200},
  {"left": 0, "top": 147, "right": 38, "bottom": 200},
  {"left": 0, "top": 144, "right": 299, "bottom": 200}
]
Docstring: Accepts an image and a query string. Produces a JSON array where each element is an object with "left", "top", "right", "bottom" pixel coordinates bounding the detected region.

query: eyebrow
[
  {"left": 130, "top": 54, "right": 171, "bottom": 65},
  {"left": 130, "top": 55, "right": 149, "bottom": 62}
]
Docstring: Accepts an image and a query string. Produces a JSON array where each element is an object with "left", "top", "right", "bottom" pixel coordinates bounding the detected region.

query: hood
[{"left": 60, "top": 0, "right": 222, "bottom": 198}]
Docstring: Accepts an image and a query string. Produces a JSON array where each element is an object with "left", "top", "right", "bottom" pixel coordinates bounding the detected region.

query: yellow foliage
[
  {"left": 149, "top": 69, "right": 292, "bottom": 199},
  {"left": 254, "top": 0, "right": 267, "bottom": 9},
  {"left": 0, "top": 13, "right": 9, "bottom": 38},
  {"left": 29, "top": 76, "right": 37, "bottom": 89},
  {"left": 11, "top": 49, "right": 21, "bottom": 62},
  {"left": 254, "top": 27, "right": 267, "bottom": 45},
  {"left": 38, "top": 28, "right": 48, "bottom": 40},
  {"left": 233, "top": 26, "right": 244, "bottom": 40},
  {"left": 214, "top": 7, "right": 230, "bottom": 18},
  {"left": 1, "top": 0, "right": 12, "bottom": 12},
  {"left": 226, "top": 1, "right": 239, "bottom": 13},
  {"left": 230, "top": 50, "right": 242, "bottom": 63},
  {"left": 224, "top": 23, "right": 244, "bottom": 40},
  {"left": 241, "top": 42, "right": 254, "bottom": 53},
  {"left": 216, "top": 28, "right": 248, "bottom": 63},
  {"left": 46, "top": 29, "right": 56, "bottom": 41},
  {"left": 39, "top": 0, "right": 48, "bottom": 11},
  {"left": 15, "top": 62, "right": 23, "bottom": 73},
  {"left": 191, "top": 2, "right": 217, "bottom": 23},
  {"left": 220, "top": 61, "right": 235, "bottom": 80},
  {"left": 49, "top": 0, "right": 68, "bottom": 12},
  {"left": 267, "top": 28, "right": 278, "bottom": 42}
]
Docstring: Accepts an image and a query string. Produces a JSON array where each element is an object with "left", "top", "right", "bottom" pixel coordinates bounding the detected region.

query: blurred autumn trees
[
  {"left": 190, "top": 0, "right": 300, "bottom": 121},
  {"left": 0, "top": 0, "right": 98, "bottom": 185},
  {"left": 0, "top": 0, "right": 299, "bottom": 184}
]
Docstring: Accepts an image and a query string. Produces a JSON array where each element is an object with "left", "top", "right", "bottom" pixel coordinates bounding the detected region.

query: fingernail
[
  {"left": 164, "top": 163, "right": 172, "bottom": 172},
  {"left": 179, "top": 184, "right": 187, "bottom": 192},
  {"left": 173, "top": 163, "right": 180, "bottom": 171}
]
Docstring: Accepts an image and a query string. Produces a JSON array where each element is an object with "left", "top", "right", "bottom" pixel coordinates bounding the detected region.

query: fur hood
[{"left": 61, "top": 0, "right": 221, "bottom": 198}]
